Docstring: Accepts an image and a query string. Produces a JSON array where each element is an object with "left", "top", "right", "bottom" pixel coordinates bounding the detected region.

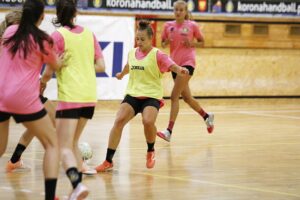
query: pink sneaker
[
  {"left": 146, "top": 151, "right": 155, "bottom": 169},
  {"left": 68, "top": 183, "right": 89, "bottom": 200},
  {"left": 157, "top": 130, "right": 171, "bottom": 142},
  {"left": 6, "top": 159, "right": 30, "bottom": 173},
  {"left": 95, "top": 160, "right": 113, "bottom": 172}
]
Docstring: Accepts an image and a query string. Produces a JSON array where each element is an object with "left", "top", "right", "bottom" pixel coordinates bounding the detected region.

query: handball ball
[{"left": 78, "top": 142, "right": 93, "bottom": 160}]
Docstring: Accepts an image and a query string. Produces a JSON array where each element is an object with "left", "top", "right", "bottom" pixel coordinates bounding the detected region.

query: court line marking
[
  {"left": 2, "top": 142, "right": 300, "bottom": 157},
  {"left": 95, "top": 109, "right": 300, "bottom": 117},
  {"left": 238, "top": 111, "right": 300, "bottom": 120},
  {"left": 131, "top": 171, "right": 300, "bottom": 198}
]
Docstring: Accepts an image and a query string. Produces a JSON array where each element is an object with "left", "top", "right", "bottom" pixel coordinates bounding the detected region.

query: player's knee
[
  {"left": 182, "top": 96, "right": 192, "bottom": 104},
  {"left": 170, "top": 94, "right": 180, "bottom": 101},
  {"left": 142, "top": 118, "right": 155, "bottom": 128},
  {"left": 114, "top": 117, "right": 127, "bottom": 128}
]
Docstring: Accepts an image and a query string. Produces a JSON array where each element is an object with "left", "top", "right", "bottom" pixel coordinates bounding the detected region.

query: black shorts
[
  {"left": 0, "top": 109, "right": 47, "bottom": 123},
  {"left": 39, "top": 95, "right": 48, "bottom": 104},
  {"left": 122, "top": 95, "right": 160, "bottom": 115},
  {"left": 172, "top": 65, "right": 194, "bottom": 79},
  {"left": 56, "top": 107, "right": 95, "bottom": 119}
]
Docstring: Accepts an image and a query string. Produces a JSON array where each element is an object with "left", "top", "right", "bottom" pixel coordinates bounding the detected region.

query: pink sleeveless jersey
[
  {"left": 161, "top": 20, "right": 203, "bottom": 68},
  {"left": 0, "top": 25, "right": 57, "bottom": 114}
]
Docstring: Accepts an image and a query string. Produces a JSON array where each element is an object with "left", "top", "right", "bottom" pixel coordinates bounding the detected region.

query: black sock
[
  {"left": 167, "top": 128, "right": 172, "bottom": 135},
  {"left": 78, "top": 172, "right": 83, "bottom": 182},
  {"left": 66, "top": 167, "right": 81, "bottom": 189},
  {"left": 45, "top": 178, "right": 57, "bottom": 200},
  {"left": 203, "top": 113, "right": 209, "bottom": 121},
  {"left": 11, "top": 143, "right": 26, "bottom": 163},
  {"left": 106, "top": 148, "right": 116, "bottom": 163},
  {"left": 147, "top": 142, "right": 155, "bottom": 152}
]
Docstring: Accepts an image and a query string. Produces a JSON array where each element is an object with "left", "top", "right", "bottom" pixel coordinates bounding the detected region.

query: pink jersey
[
  {"left": 135, "top": 47, "right": 175, "bottom": 72},
  {"left": 161, "top": 20, "right": 203, "bottom": 68},
  {"left": 51, "top": 25, "right": 102, "bottom": 110},
  {"left": 0, "top": 25, "right": 57, "bottom": 114}
]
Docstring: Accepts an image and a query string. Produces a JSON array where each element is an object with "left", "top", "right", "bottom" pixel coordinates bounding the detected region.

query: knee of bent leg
[
  {"left": 114, "top": 116, "right": 127, "bottom": 128},
  {"left": 142, "top": 118, "right": 155, "bottom": 128},
  {"left": 170, "top": 93, "right": 181, "bottom": 102},
  {"left": 182, "top": 95, "right": 192, "bottom": 104},
  {"left": 40, "top": 128, "right": 58, "bottom": 149}
]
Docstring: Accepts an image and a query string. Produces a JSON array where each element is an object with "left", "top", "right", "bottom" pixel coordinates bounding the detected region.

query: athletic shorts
[
  {"left": 171, "top": 65, "right": 194, "bottom": 79},
  {"left": 56, "top": 106, "right": 95, "bottom": 119},
  {"left": 122, "top": 95, "right": 160, "bottom": 115},
  {"left": 0, "top": 109, "right": 47, "bottom": 123},
  {"left": 39, "top": 95, "right": 48, "bottom": 104}
]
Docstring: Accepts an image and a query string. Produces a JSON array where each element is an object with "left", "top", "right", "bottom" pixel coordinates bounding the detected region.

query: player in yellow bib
[
  {"left": 41, "top": 0, "right": 105, "bottom": 199},
  {"left": 95, "top": 20, "right": 189, "bottom": 172}
]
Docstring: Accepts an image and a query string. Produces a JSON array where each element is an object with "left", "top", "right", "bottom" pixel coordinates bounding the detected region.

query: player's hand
[
  {"left": 178, "top": 67, "right": 189, "bottom": 76},
  {"left": 182, "top": 38, "right": 193, "bottom": 48},
  {"left": 162, "top": 39, "right": 170, "bottom": 48},
  {"left": 115, "top": 72, "right": 123, "bottom": 80},
  {"left": 56, "top": 52, "right": 67, "bottom": 70},
  {"left": 40, "top": 80, "right": 47, "bottom": 95}
]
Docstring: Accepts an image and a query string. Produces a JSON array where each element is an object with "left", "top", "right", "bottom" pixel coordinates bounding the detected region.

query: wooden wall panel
[{"left": 161, "top": 48, "right": 300, "bottom": 97}]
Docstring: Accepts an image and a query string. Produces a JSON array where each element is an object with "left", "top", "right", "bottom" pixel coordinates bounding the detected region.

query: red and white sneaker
[
  {"left": 146, "top": 151, "right": 155, "bottom": 169},
  {"left": 157, "top": 129, "right": 171, "bottom": 142},
  {"left": 68, "top": 183, "right": 89, "bottom": 200},
  {"left": 205, "top": 113, "right": 214, "bottom": 134},
  {"left": 95, "top": 160, "right": 113, "bottom": 172}
]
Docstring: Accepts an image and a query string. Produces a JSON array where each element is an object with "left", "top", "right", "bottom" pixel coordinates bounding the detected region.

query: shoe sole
[
  {"left": 146, "top": 160, "right": 155, "bottom": 169},
  {"left": 156, "top": 132, "right": 170, "bottom": 142},
  {"left": 77, "top": 190, "right": 89, "bottom": 200},
  {"left": 82, "top": 171, "right": 97, "bottom": 175},
  {"left": 95, "top": 166, "right": 113, "bottom": 173},
  {"left": 207, "top": 126, "right": 214, "bottom": 134},
  {"left": 6, "top": 168, "right": 31, "bottom": 173}
]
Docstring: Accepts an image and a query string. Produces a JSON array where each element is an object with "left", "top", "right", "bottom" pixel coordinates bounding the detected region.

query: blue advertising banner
[
  {"left": 1, "top": 0, "right": 299, "bottom": 16},
  {"left": 210, "top": 0, "right": 300, "bottom": 16}
]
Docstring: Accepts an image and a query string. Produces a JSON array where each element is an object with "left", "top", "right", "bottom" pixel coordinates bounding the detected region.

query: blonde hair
[
  {"left": 0, "top": 10, "right": 22, "bottom": 38},
  {"left": 174, "top": 0, "right": 191, "bottom": 20}
]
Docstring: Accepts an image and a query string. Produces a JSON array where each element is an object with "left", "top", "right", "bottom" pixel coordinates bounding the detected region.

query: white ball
[{"left": 78, "top": 142, "right": 93, "bottom": 160}]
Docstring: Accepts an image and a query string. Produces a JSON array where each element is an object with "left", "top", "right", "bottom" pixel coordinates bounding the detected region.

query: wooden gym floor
[{"left": 0, "top": 98, "right": 300, "bottom": 200}]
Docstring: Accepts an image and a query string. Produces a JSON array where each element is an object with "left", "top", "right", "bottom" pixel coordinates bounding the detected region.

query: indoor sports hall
[{"left": 0, "top": 0, "right": 299, "bottom": 199}]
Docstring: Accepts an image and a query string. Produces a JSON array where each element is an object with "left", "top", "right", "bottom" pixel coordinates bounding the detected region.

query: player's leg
[
  {"left": 73, "top": 117, "right": 97, "bottom": 175},
  {"left": 95, "top": 102, "right": 135, "bottom": 172},
  {"left": 6, "top": 98, "right": 56, "bottom": 172},
  {"left": 0, "top": 118, "right": 10, "bottom": 157},
  {"left": 56, "top": 112, "right": 89, "bottom": 199},
  {"left": 157, "top": 74, "right": 191, "bottom": 141},
  {"left": 22, "top": 111, "right": 59, "bottom": 200},
  {"left": 181, "top": 84, "right": 214, "bottom": 133},
  {"left": 142, "top": 103, "right": 159, "bottom": 169}
]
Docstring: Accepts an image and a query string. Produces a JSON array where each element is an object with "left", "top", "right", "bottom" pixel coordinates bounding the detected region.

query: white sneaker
[
  {"left": 82, "top": 161, "right": 97, "bottom": 175},
  {"left": 157, "top": 129, "right": 171, "bottom": 142},
  {"left": 205, "top": 113, "right": 214, "bottom": 134},
  {"left": 68, "top": 183, "right": 89, "bottom": 200}
]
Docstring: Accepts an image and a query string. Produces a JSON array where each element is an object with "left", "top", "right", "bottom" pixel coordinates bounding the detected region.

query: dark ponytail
[
  {"left": 137, "top": 20, "right": 153, "bottom": 38},
  {"left": 53, "top": 0, "right": 77, "bottom": 29},
  {"left": 3, "top": 0, "right": 53, "bottom": 59}
]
